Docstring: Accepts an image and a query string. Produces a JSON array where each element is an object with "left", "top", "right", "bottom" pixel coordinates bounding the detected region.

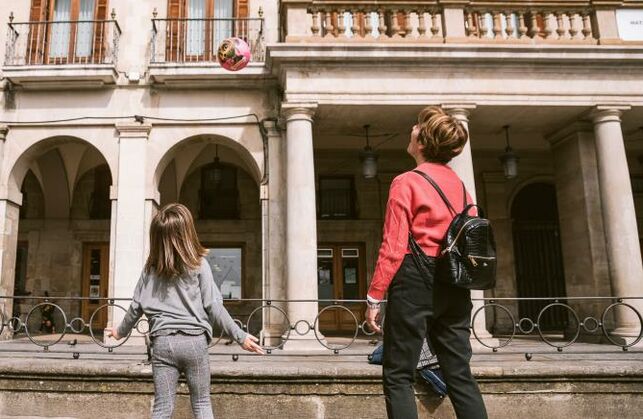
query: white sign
[{"left": 617, "top": 9, "right": 643, "bottom": 41}]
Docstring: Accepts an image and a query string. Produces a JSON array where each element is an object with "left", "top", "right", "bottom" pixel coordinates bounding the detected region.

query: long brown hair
[{"left": 145, "top": 203, "right": 207, "bottom": 279}]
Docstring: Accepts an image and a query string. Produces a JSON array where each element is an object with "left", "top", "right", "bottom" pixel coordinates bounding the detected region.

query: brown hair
[
  {"left": 145, "top": 203, "right": 207, "bottom": 279},
  {"left": 416, "top": 106, "right": 468, "bottom": 163}
]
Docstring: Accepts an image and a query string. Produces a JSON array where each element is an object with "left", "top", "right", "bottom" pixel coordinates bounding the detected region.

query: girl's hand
[
  {"left": 241, "top": 334, "right": 265, "bottom": 354},
  {"left": 105, "top": 327, "right": 122, "bottom": 340}
]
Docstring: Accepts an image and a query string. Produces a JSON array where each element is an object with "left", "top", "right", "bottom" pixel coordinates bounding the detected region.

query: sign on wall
[{"left": 617, "top": 9, "right": 643, "bottom": 41}]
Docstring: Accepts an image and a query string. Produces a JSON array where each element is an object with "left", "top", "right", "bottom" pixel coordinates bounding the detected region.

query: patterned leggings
[{"left": 151, "top": 333, "right": 213, "bottom": 419}]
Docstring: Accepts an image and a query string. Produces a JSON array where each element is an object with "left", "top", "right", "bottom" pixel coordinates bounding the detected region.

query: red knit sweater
[{"left": 367, "top": 162, "right": 472, "bottom": 301}]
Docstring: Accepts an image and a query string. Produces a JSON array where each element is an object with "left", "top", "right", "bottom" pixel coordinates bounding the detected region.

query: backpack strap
[
  {"left": 462, "top": 183, "right": 467, "bottom": 209},
  {"left": 412, "top": 169, "right": 464, "bottom": 216}
]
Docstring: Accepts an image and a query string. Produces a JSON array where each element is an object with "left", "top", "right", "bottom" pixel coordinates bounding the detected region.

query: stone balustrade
[
  {"left": 281, "top": 1, "right": 636, "bottom": 45},
  {"left": 306, "top": 3, "right": 443, "bottom": 42},
  {"left": 464, "top": 8, "right": 595, "bottom": 43}
]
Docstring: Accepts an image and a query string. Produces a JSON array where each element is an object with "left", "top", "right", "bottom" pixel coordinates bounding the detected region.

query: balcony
[
  {"left": 148, "top": 11, "right": 267, "bottom": 87},
  {"left": 2, "top": 12, "right": 121, "bottom": 89},
  {"left": 281, "top": 0, "right": 642, "bottom": 45}
]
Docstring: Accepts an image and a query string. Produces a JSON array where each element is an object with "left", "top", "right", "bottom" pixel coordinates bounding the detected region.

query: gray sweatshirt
[{"left": 116, "top": 258, "right": 247, "bottom": 344}]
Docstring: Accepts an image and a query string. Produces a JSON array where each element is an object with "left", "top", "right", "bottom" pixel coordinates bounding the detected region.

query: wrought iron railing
[
  {"left": 150, "top": 14, "right": 265, "bottom": 64},
  {"left": 1, "top": 296, "right": 641, "bottom": 360},
  {"left": 4, "top": 11, "right": 121, "bottom": 66}
]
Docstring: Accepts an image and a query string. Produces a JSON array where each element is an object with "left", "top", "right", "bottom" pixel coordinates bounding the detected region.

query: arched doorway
[
  {"left": 156, "top": 137, "right": 263, "bottom": 336},
  {"left": 511, "top": 182, "right": 567, "bottom": 330},
  {"left": 8, "top": 137, "right": 114, "bottom": 339}
]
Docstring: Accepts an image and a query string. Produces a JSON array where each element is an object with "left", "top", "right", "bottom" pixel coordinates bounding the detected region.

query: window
[
  {"left": 89, "top": 164, "right": 111, "bottom": 219},
  {"left": 200, "top": 162, "right": 240, "bottom": 219},
  {"left": 203, "top": 247, "right": 243, "bottom": 299},
  {"left": 13, "top": 242, "right": 29, "bottom": 296},
  {"left": 166, "top": 0, "right": 248, "bottom": 61},
  {"left": 28, "top": 0, "right": 109, "bottom": 64},
  {"left": 318, "top": 176, "right": 357, "bottom": 219}
]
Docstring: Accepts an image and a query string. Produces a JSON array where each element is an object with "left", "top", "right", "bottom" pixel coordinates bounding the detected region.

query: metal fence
[
  {"left": 1, "top": 296, "right": 641, "bottom": 360},
  {"left": 151, "top": 17, "right": 264, "bottom": 64},
  {"left": 4, "top": 13, "right": 121, "bottom": 66}
]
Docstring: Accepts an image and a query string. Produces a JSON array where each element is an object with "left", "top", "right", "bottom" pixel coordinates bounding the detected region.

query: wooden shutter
[
  {"left": 27, "top": 0, "right": 51, "bottom": 64},
  {"left": 235, "top": 0, "right": 248, "bottom": 18},
  {"left": 91, "top": 0, "right": 109, "bottom": 63},
  {"left": 166, "top": 0, "right": 186, "bottom": 61},
  {"left": 234, "top": 0, "right": 248, "bottom": 39}
]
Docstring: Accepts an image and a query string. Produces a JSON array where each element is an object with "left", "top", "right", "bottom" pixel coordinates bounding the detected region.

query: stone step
[{"left": 1, "top": 350, "right": 643, "bottom": 419}]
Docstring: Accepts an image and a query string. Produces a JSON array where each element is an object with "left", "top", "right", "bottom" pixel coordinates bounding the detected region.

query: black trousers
[{"left": 382, "top": 255, "right": 488, "bottom": 419}]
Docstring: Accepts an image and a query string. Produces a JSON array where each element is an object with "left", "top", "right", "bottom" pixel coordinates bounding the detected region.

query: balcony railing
[
  {"left": 1, "top": 295, "right": 641, "bottom": 359},
  {"left": 309, "top": 3, "right": 443, "bottom": 41},
  {"left": 151, "top": 15, "right": 265, "bottom": 65},
  {"left": 4, "top": 11, "right": 121, "bottom": 66},
  {"left": 464, "top": 8, "right": 595, "bottom": 43},
  {"left": 282, "top": 1, "right": 634, "bottom": 45}
]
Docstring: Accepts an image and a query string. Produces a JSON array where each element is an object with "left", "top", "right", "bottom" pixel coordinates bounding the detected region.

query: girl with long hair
[{"left": 107, "top": 203, "right": 263, "bottom": 419}]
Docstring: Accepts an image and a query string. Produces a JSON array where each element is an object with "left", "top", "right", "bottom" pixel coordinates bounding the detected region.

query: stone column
[
  {"left": 547, "top": 123, "right": 611, "bottom": 336},
  {"left": 262, "top": 120, "right": 288, "bottom": 346},
  {"left": 281, "top": 103, "right": 322, "bottom": 350},
  {"left": 108, "top": 122, "right": 151, "bottom": 339},
  {"left": 591, "top": 106, "right": 643, "bottom": 341},
  {"left": 0, "top": 126, "right": 20, "bottom": 340},
  {"left": 444, "top": 105, "right": 495, "bottom": 345}
]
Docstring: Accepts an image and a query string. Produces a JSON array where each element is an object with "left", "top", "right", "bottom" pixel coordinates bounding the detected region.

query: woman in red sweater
[{"left": 365, "top": 106, "right": 487, "bottom": 419}]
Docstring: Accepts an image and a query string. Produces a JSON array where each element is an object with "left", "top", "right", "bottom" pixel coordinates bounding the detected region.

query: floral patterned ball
[{"left": 217, "top": 37, "right": 251, "bottom": 71}]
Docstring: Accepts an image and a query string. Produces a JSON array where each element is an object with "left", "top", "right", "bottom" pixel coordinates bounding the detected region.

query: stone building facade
[{"left": 0, "top": 0, "right": 642, "bottom": 346}]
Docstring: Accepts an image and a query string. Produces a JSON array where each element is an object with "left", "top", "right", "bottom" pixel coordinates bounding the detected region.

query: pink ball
[{"left": 217, "top": 37, "right": 251, "bottom": 71}]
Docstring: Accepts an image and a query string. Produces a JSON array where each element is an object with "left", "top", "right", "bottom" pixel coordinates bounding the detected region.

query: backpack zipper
[{"left": 468, "top": 255, "right": 495, "bottom": 267}]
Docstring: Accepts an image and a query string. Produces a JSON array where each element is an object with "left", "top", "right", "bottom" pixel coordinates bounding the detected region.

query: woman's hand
[
  {"left": 241, "top": 334, "right": 265, "bottom": 354},
  {"left": 365, "top": 306, "right": 382, "bottom": 334},
  {"left": 105, "top": 327, "right": 121, "bottom": 340}
]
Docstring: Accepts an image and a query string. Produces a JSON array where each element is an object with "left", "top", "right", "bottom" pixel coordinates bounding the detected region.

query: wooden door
[
  {"left": 81, "top": 243, "right": 109, "bottom": 332},
  {"left": 317, "top": 244, "right": 366, "bottom": 334}
]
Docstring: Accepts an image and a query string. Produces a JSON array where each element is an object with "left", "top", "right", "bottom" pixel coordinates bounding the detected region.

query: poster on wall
[{"left": 617, "top": 9, "right": 643, "bottom": 41}]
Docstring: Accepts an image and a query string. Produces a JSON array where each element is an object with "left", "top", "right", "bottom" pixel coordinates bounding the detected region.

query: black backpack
[{"left": 408, "top": 170, "right": 496, "bottom": 290}]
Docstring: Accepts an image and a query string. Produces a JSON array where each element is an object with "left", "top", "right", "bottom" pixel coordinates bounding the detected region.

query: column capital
[
  {"left": 442, "top": 104, "right": 476, "bottom": 122},
  {"left": 115, "top": 122, "right": 152, "bottom": 138},
  {"left": 0, "top": 125, "right": 8, "bottom": 141},
  {"left": 590, "top": 105, "right": 631, "bottom": 124},
  {"left": 281, "top": 103, "right": 318, "bottom": 123}
]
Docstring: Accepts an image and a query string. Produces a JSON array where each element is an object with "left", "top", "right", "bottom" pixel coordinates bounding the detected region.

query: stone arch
[
  {"left": 506, "top": 175, "right": 555, "bottom": 219},
  {"left": 7, "top": 135, "right": 116, "bottom": 210},
  {"left": 152, "top": 133, "right": 263, "bottom": 196}
]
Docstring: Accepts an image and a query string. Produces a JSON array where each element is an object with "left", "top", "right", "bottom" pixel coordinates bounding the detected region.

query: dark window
[
  {"left": 13, "top": 242, "right": 29, "bottom": 295},
  {"left": 203, "top": 246, "right": 243, "bottom": 299},
  {"left": 89, "top": 165, "right": 111, "bottom": 219},
  {"left": 200, "top": 163, "right": 240, "bottom": 219},
  {"left": 318, "top": 176, "right": 357, "bottom": 219}
]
